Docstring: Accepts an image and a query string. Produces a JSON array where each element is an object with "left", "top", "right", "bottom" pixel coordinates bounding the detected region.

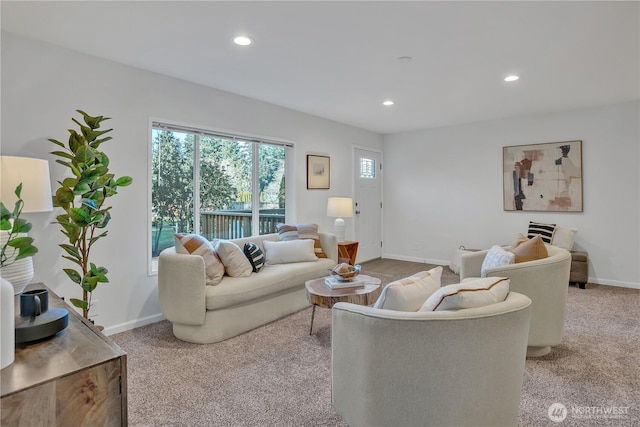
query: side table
[
  {"left": 305, "top": 274, "right": 381, "bottom": 334},
  {"left": 337, "top": 241, "right": 359, "bottom": 265},
  {"left": 1, "top": 283, "right": 128, "bottom": 426}
]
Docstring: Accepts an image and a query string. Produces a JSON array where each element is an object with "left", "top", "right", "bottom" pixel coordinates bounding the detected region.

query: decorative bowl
[{"left": 329, "top": 264, "right": 361, "bottom": 282}]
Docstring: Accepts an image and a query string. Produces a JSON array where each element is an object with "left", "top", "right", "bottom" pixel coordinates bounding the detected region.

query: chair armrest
[
  {"left": 319, "top": 232, "right": 338, "bottom": 263},
  {"left": 158, "top": 249, "right": 206, "bottom": 325},
  {"left": 459, "top": 249, "right": 489, "bottom": 280}
]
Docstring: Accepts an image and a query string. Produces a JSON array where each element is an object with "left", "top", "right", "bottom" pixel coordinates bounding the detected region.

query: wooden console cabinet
[{"left": 1, "top": 284, "right": 127, "bottom": 426}]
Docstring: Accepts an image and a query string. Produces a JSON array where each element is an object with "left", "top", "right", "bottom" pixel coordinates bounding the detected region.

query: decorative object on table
[
  {"left": 337, "top": 240, "right": 359, "bottom": 265},
  {"left": 307, "top": 154, "right": 330, "bottom": 189},
  {"left": 503, "top": 140, "right": 582, "bottom": 212},
  {"left": 15, "top": 287, "right": 69, "bottom": 344},
  {"left": 0, "top": 156, "right": 53, "bottom": 295},
  {"left": 326, "top": 197, "right": 353, "bottom": 242},
  {"left": 49, "top": 110, "right": 133, "bottom": 319},
  {"left": 329, "top": 262, "right": 361, "bottom": 281}
]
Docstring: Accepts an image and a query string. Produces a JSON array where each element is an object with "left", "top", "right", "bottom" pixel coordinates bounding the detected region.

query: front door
[{"left": 353, "top": 148, "right": 382, "bottom": 262}]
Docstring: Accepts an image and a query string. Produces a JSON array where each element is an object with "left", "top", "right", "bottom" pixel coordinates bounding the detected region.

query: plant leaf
[
  {"left": 63, "top": 268, "right": 82, "bottom": 284},
  {"left": 70, "top": 298, "right": 88, "bottom": 309},
  {"left": 115, "top": 176, "right": 133, "bottom": 187}
]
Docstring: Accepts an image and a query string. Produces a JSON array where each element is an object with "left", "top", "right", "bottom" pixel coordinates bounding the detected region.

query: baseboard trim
[
  {"left": 103, "top": 313, "right": 165, "bottom": 336},
  {"left": 589, "top": 279, "right": 639, "bottom": 290}
]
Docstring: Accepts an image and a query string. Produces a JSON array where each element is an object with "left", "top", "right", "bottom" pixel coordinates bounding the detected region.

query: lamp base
[{"left": 334, "top": 218, "right": 346, "bottom": 242}]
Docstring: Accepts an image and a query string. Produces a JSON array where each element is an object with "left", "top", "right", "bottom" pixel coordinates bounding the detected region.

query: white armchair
[
  {"left": 331, "top": 292, "right": 532, "bottom": 427},
  {"left": 460, "top": 244, "right": 571, "bottom": 357}
]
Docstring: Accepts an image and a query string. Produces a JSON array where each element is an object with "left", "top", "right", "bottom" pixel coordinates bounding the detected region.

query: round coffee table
[{"left": 305, "top": 274, "right": 382, "bottom": 334}]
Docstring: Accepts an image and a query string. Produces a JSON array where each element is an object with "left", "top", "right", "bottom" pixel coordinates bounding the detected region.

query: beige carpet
[{"left": 112, "top": 260, "right": 639, "bottom": 426}]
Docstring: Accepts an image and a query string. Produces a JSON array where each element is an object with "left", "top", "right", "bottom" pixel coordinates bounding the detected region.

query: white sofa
[
  {"left": 460, "top": 243, "right": 571, "bottom": 357},
  {"left": 332, "top": 292, "right": 532, "bottom": 427},
  {"left": 158, "top": 232, "right": 337, "bottom": 343}
]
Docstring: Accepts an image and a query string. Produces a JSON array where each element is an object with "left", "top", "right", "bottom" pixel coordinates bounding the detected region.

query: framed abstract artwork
[
  {"left": 503, "top": 140, "right": 583, "bottom": 212},
  {"left": 307, "top": 155, "right": 330, "bottom": 189}
]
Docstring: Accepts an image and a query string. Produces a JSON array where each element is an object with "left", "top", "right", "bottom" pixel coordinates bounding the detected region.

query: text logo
[{"left": 548, "top": 403, "right": 568, "bottom": 422}]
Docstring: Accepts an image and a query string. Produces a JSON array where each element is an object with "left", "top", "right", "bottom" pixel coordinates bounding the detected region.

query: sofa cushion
[
  {"left": 508, "top": 234, "right": 548, "bottom": 263},
  {"left": 205, "top": 258, "right": 335, "bottom": 310},
  {"left": 373, "top": 266, "right": 442, "bottom": 311},
  {"left": 481, "top": 245, "right": 515, "bottom": 277},
  {"left": 174, "top": 233, "right": 224, "bottom": 286},
  {"left": 264, "top": 239, "right": 317, "bottom": 264},
  {"left": 420, "top": 277, "right": 510, "bottom": 311},
  {"left": 552, "top": 226, "right": 577, "bottom": 250},
  {"left": 527, "top": 221, "right": 556, "bottom": 244},
  {"left": 243, "top": 242, "right": 265, "bottom": 272},
  {"left": 214, "top": 240, "right": 253, "bottom": 277},
  {"left": 276, "top": 223, "right": 327, "bottom": 258}
]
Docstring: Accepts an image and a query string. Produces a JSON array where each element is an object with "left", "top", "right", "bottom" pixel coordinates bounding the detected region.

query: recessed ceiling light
[
  {"left": 234, "top": 36, "right": 253, "bottom": 46},
  {"left": 504, "top": 75, "right": 519, "bottom": 82},
  {"left": 382, "top": 100, "right": 394, "bottom": 106}
]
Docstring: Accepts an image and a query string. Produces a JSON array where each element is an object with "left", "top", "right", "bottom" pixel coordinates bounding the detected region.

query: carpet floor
[{"left": 112, "top": 260, "right": 639, "bottom": 426}]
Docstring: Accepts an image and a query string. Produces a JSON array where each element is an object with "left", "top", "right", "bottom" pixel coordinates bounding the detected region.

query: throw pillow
[
  {"left": 174, "top": 233, "right": 224, "bottom": 286},
  {"left": 508, "top": 234, "right": 548, "bottom": 263},
  {"left": 373, "top": 266, "right": 442, "bottom": 311},
  {"left": 527, "top": 221, "right": 556, "bottom": 244},
  {"left": 480, "top": 245, "right": 515, "bottom": 277},
  {"left": 243, "top": 242, "right": 265, "bottom": 273},
  {"left": 276, "top": 223, "right": 327, "bottom": 258},
  {"left": 552, "top": 226, "right": 577, "bottom": 250},
  {"left": 214, "top": 240, "right": 253, "bottom": 277},
  {"left": 263, "top": 239, "right": 318, "bottom": 264},
  {"left": 420, "top": 277, "right": 510, "bottom": 311}
]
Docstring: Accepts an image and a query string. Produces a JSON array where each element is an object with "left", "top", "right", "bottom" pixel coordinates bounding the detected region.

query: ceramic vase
[
  {"left": 1, "top": 277, "right": 15, "bottom": 369},
  {"left": 0, "top": 232, "right": 34, "bottom": 295}
]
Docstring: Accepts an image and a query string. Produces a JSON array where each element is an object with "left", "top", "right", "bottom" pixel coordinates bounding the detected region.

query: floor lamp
[{"left": 326, "top": 197, "right": 353, "bottom": 242}]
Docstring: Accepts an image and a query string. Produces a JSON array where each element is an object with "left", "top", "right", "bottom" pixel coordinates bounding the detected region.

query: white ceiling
[{"left": 2, "top": 1, "right": 638, "bottom": 134}]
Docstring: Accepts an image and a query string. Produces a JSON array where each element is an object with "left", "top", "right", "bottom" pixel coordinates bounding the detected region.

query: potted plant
[
  {"left": 0, "top": 184, "right": 38, "bottom": 280},
  {"left": 49, "top": 110, "right": 132, "bottom": 319}
]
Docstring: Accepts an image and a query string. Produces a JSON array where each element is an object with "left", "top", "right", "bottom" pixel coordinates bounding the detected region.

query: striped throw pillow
[
  {"left": 527, "top": 221, "right": 556, "bottom": 244},
  {"left": 243, "top": 242, "right": 265, "bottom": 272},
  {"left": 174, "top": 233, "right": 224, "bottom": 286},
  {"left": 276, "top": 223, "right": 327, "bottom": 258}
]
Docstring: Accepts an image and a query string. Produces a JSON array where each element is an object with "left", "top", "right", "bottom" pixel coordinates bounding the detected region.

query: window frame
[{"left": 147, "top": 119, "right": 294, "bottom": 275}]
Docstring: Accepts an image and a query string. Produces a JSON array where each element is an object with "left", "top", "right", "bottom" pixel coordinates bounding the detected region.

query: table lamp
[
  {"left": 326, "top": 197, "right": 353, "bottom": 242},
  {"left": 1, "top": 155, "right": 53, "bottom": 294}
]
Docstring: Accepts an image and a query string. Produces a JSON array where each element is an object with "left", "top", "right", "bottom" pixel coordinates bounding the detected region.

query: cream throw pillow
[
  {"left": 552, "top": 226, "right": 577, "bottom": 250},
  {"left": 481, "top": 245, "right": 515, "bottom": 277},
  {"left": 373, "top": 266, "right": 442, "bottom": 311},
  {"left": 263, "top": 239, "right": 318, "bottom": 264},
  {"left": 276, "top": 223, "right": 327, "bottom": 258},
  {"left": 174, "top": 233, "right": 225, "bottom": 286},
  {"left": 420, "top": 277, "right": 510, "bottom": 311},
  {"left": 214, "top": 240, "right": 253, "bottom": 277}
]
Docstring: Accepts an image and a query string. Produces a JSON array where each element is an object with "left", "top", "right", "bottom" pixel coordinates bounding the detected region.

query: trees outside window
[{"left": 151, "top": 126, "right": 288, "bottom": 261}]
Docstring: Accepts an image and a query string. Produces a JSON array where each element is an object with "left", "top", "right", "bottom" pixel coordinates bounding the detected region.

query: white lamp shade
[
  {"left": 1, "top": 156, "right": 53, "bottom": 212},
  {"left": 326, "top": 197, "right": 353, "bottom": 218}
]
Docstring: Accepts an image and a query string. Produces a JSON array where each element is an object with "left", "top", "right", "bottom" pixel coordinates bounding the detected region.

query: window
[
  {"left": 150, "top": 122, "right": 291, "bottom": 272},
  {"left": 360, "top": 157, "right": 376, "bottom": 179}
]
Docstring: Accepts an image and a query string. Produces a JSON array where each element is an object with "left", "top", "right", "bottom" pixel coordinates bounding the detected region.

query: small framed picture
[{"left": 307, "top": 155, "right": 330, "bottom": 189}]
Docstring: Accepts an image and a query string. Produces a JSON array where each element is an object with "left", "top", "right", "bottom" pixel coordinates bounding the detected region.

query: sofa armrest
[
  {"left": 158, "top": 249, "right": 206, "bottom": 325},
  {"left": 319, "top": 232, "right": 338, "bottom": 263}
]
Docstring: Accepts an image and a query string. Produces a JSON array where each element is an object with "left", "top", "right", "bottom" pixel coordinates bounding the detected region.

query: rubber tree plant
[
  {"left": 49, "top": 110, "right": 132, "bottom": 319},
  {"left": 0, "top": 184, "right": 38, "bottom": 268}
]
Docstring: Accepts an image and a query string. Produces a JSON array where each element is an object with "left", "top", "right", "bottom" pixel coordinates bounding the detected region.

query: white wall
[
  {"left": 383, "top": 101, "right": 640, "bottom": 289},
  {"left": 1, "top": 32, "right": 382, "bottom": 333}
]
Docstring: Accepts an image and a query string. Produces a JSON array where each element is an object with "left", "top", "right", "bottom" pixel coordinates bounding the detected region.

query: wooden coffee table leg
[{"left": 309, "top": 304, "right": 317, "bottom": 335}]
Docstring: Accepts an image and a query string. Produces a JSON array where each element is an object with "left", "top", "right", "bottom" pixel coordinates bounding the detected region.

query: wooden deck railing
[{"left": 201, "top": 209, "right": 285, "bottom": 240}]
